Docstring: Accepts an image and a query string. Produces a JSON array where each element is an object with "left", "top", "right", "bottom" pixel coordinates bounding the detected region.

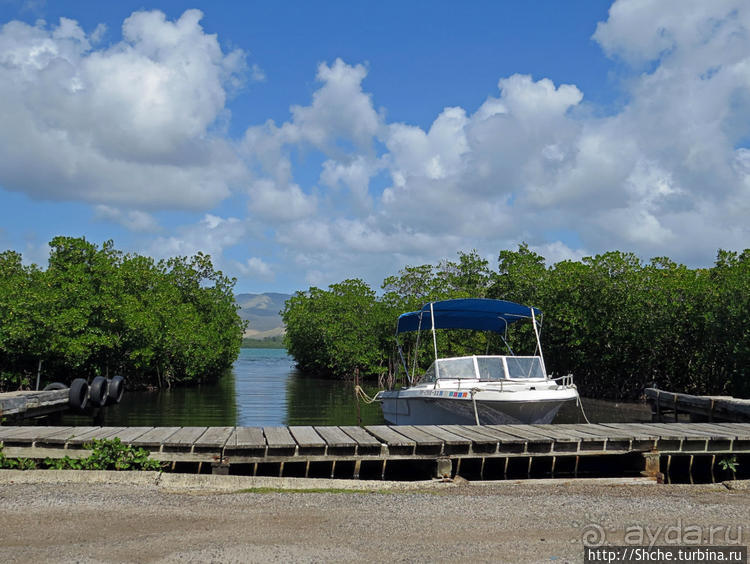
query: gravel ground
[{"left": 1, "top": 475, "right": 749, "bottom": 563}]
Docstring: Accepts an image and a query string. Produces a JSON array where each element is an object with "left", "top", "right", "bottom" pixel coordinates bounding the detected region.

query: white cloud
[
  {"left": 320, "top": 155, "right": 382, "bottom": 211},
  {"left": 148, "top": 214, "right": 245, "bottom": 261},
  {"left": 289, "top": 59, "right": 381, "bottom": 152},
  {"left": 93, "top": 205, "right": 159, "bottom": 232},
  {"left": 236, "top": 256, "right": 274, "bottom": 280},
  {"left": 248, "top": 179, "right": 317, "bottom": 222},
  {"left": 4, "top": 2, "right": 750, "bottom": 293},
  {"left": 0, "top": 10, "right": 247, "bottom": 210}
]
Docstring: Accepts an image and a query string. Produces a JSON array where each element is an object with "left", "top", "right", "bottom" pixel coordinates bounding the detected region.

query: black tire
[
  {"left": 43, "top": 382, "right": 67, "bottom": 391},
  {"left": 69, "top": 378, "right": 89, "bottom": 412},
  {"left": 105, "top": 375, "right": 125, "bottom": 405},
  {"left": 88, "top": 376, "right": 108, "bottom": 408}
]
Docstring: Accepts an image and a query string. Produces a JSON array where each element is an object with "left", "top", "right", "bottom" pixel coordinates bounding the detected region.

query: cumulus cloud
[
  {"left": 252, "top": 0, "right": 750, "bottom": 287},
  {"left": 93, "top": 205, "right": 160, "bottom": 232},
  {"left": 239, "top": 58, "right": 383, "bottom": 223},
  {"left": 148, "top": 214, "right": 246, "bottom": 261},
  {"left": 235, "top": 257, "right": 274, "bottom": 281},
  {"left": 4, "top": 2, "right": 750, "bottom": 292},
  {"left": 0, "top": 10, "right": 247, "bottom": 209}
]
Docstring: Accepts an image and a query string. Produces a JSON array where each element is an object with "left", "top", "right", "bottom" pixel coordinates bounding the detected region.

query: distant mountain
[{"left": 235, "top": 292, "right": 291, "bottom": 338}]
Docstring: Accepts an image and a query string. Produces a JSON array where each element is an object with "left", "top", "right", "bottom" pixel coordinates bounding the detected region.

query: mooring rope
[
  {"left": 354, "top": 385, "right": 380, "bottom": 404},
  {"left": 470, "top": 388, "right": 481, "bottom": 425},
  {"left": 554, "top": 374, "right": 591, "bottom": 424}
]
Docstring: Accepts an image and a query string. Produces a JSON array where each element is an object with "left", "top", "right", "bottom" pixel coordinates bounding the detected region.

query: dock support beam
[
  {"left": 211, "top": 460, "right": 230, "bottom": 475},
  {"left": 641, "top": 451, "right": 663, "bottom": 482},
  {"left": 435, "top": 457, "right": 452, "bottom": 479}
]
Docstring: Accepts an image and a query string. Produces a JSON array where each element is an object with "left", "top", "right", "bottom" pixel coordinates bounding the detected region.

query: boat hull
[{"left": 379, "top": 389, "right": 577, "bottom": 425}]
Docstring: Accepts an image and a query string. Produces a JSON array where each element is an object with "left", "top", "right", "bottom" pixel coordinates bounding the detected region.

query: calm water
[
  {"left": 60, "top": 348, "right": 651, "bottom": 427},
  {"left": 60, "top": 349, "right": 385, "bottom": 427}
]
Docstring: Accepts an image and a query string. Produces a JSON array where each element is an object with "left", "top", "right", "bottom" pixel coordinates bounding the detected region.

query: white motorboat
[{"left": 375, "top": 298, "right": 579, "bottom": 425}]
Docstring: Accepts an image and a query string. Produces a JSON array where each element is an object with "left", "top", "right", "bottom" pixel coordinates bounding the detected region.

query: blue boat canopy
[{"left": 396, "top": 298, "right": 541, "bottom": 334}]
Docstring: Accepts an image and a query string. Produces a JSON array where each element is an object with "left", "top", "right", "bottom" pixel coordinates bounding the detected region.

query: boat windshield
[
  {"left": 436, "top": 357, "right": 476, "bottom": 380},
  {"left": 420, "top": 355, "right": 546, "bottom": 382},
  {"left": 505, "top": 356, "right": 545, "bottom": 379}
]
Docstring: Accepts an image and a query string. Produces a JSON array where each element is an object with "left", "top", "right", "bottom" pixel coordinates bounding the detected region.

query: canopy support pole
[
  {"left": 410, "top": 313, "right": 423, "bottom": 385},
  {"left": 430, "top": 302, "right": 440, "bottom": 380},
  {"left": 395, "top": 337, "right": 409, "bottom": 385},
  {"left": 531, "top": 309, "right": 547, "bottom": 377}
]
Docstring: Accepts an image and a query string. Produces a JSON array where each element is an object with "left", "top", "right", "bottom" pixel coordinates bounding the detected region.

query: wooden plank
[
  {"left": 646, "top": 388, "right": 750, "bottom": 422},
  {"left": 475, "top": 425, "right": 540, "bottom": 443},
  {"left": 0, "top": 426, "right": 25, "bottom": 439},
  {"left": 80, "top": 427, "right": 129, "bottom": 440},
  {"left": 313, "top": 426, "right": 358, "bottom": 448},
  {"left": 560, "top": 424, "right": 635, "bottom": 440},
  {"left": 364, "top": 425, "right": 415, "bottom": 448},
  {"left": 598, "top": 423, "right": 661, "bottom": 440},
  {"left": 393, "top": 425, "right": 443, "bottom": 447},
  {"left": 711, "top": 423, "right": 750, "bottom": 436},
  {"left": 446, "top": 425, "right": 502, "bottom": 445},
  {"left": 499, "top": 425, "right": 561, "bottom": 442},
  {"left": 482, "top": 425, "right": 553, "bottom": 451},
  {"left": 713, "top": 398, "right": 750, "bottom": 420},
  {"left": 130, "top": 426, "right": 180, "bottom": 447},
  {"left": 679, "top": 423, "right": 744, "bottom": 438},
  {"left": 641, "top": 423, "right": 716, "bottom": 439},
  {"left": 263, "top": 426, "right": 297, "bottom": 449},
  {"left": 525, "top": 425, "right": 586, "bottom": 441},
  {"left": 547, "top": 424, "right": 621, "bottom": 439},
  {"left": 339, "top": 426, "right": 382, "bottom": 448},
  {"left": 418, "top": 425, "right": 472, "bottom": 446},
  {"left": 163, "top": 427, "right": 209, "bottom": 448},
  {"left": 288, "top": 426, "right": 326, "bottom": 448},
  {"left": 231, "top": 427, "right": 266, "bottom": 449},
  {"left": 35, "top": 426, "right": 88, "bottom": 445},
  {"left": 0, "top": 426, "right": 71, "bottom": 441},
  {"left": 0, "top": 396, "right": 28, "bottom": 415},
  {"left": 107, "top": 427, "right": 154, "bottom": 443},
  {"left": 66, "top": 427, "right": 109, "bottom": 445},
  {"left": 193, "top": 426, "right": 234, "bottom": 448},
  {"left": 0, "top": 390, "right": 68, "bottom": 415}
]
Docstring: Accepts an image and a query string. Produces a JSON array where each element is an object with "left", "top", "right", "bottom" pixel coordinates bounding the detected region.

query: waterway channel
[{"left": 59, "top": 348, "right": 652, "bottom": 427}]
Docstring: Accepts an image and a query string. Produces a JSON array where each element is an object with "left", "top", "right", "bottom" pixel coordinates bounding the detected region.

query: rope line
[{"left": 354, "top": 385, "right": 380, "bottom": 404}]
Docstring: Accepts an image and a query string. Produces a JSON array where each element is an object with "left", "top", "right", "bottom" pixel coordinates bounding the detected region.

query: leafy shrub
[{"left": 0, "top": 439, "right": 163, "bottom": 471}]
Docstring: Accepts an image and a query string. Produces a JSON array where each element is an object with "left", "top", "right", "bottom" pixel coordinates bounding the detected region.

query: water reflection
[
  {"left": 554, "top": 396, "right": 651, "bottom": 424},
  {"left": 61, "top": 369, "right": 238, "bottom": 427},
  {"left": 285, "top": 372, "right": 383, "bottom": 426},
  {"left": 57, "top": 348, "right": 651, "bottom": 427}
]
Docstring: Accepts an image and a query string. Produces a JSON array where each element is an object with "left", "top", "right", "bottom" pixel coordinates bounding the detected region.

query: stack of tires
[{"left": 45, "top": 376, "right": 125, "bottom": 413}]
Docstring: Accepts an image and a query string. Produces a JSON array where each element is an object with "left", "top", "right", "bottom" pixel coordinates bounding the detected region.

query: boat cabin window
[
  {"left": 475, "top": 356, "right": 506, "bottom": 380},
  {"left": 505, "top": 356, "right": 545, "bottom": 379},
  {"left": 421, "top": 355, "right": 546, "bottom": 382},
  {"left": 436, "top": 357, "right": 477, "bottom": 380}
]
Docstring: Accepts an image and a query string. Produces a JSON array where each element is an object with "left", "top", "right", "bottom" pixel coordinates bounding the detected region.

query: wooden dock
[
  {"left": 646, "top": 388, "right": 750, "bottom": 423},
  {"left": 2, "top": 423, "right": 749, "bottom": 482},
  {"left": 0, "top": 390, "right": 69, "bottom": 421}
]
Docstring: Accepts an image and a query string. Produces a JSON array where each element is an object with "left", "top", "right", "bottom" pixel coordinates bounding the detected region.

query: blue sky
[{"left": 1, "top": 0, "right": 749, "bottom": 294}]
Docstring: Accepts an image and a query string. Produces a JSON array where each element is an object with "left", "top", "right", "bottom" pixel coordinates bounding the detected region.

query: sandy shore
[{"left": 1, "top": 471, "right": 748, "bottom": 563}]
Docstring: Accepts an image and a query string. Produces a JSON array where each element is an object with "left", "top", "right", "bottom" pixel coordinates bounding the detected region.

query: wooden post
[
  {"left": 35, "top": 360, "right": 43, "bottom": 391},
  {"left": 642, "top": 451, "right": 663, "bottom": 482},
  {"left": 354, "top": 367, "right": 361, "bottom": 426},
  {"left": 211, "top": 460, "right": 230, "bottom": 475},
  {"left": 435, "top": 457, "right": 452, "bottom": 479}
]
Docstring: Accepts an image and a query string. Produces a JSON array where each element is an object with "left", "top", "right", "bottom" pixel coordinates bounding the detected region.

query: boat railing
[{"left": 552, "top": 374, "right": 575, "bottom": 387}]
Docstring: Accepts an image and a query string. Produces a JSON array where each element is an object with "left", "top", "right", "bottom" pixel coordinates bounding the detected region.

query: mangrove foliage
[
  {"left": 0, "top": 237, "right": 246, "bottom": 391},
  {"left": 282, "top": 247, "right": 750, "bottom": 400}
]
